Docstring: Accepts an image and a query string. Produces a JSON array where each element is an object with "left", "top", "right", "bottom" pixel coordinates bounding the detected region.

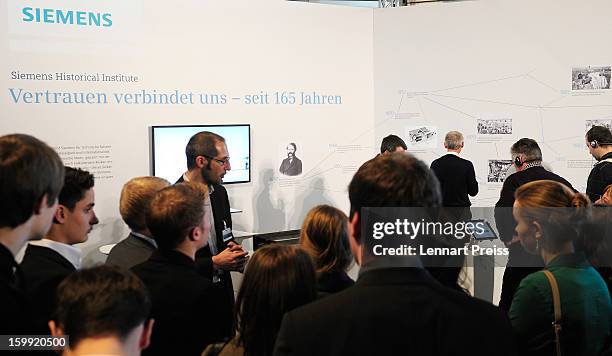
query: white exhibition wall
[
  {"left": 373, "top": 0, "right": 612, "bottom": 206},
  {"left": 2, "top": 0, "right": 612, "bottom": 267},
  {"left": 1, "top": 0, "right": 374, "bottom": 264}
]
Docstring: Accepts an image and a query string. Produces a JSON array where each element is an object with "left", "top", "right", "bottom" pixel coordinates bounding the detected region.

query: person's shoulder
[
  {"left": 285, "top": 284, "right": 355, "bottom": 323},
  {"left": 21, "top": 244, "right": 66, "bottom": 267}
]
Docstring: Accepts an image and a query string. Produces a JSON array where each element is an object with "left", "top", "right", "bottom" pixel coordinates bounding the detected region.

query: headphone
[
  {"left": 514, "top": 156, "right": 538, "bottom": 167},
  {"left": 589, "top": 140, "right": 612, "bottom": 148}
]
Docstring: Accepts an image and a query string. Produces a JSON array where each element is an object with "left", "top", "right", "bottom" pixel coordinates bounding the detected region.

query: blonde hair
[
  {"left": 444, "top": 131, "right": 464, "bottom": 150},
  {"left": 514, "top": 180, "right": 591, "bottom": 252},
  {"left": 120, "top": 176, "right": 170, "bottom": 232},
  {"left": 300, "top": 205, "right": 352, "bottom": 274}
]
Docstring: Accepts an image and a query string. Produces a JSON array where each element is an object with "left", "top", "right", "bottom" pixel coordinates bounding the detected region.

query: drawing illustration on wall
[
  {"left": 585, "top": 119, "right": 612, "bottom": 132},
  {"left": 406, "top": 126, "right": 437, "bottom": 148},
  {"left": 487, "top": 160, "right": 513, "bottom": 183},
  {"left": 572, "top": 66, "right": 611, "bottom": 90},
  {"left": 477, "top": 119, "right": 512, "bottom": 135},
  {"left": 279, "top": 142, "right": 302, "bottom": 176}
]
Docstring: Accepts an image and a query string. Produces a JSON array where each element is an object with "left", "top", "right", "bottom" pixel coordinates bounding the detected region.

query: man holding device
[{"left": 176, "top": 131, "right": 248, "bottom": 339}]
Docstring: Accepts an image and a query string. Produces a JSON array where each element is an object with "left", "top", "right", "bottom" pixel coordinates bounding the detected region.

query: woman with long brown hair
[
  {"left": 202, "top": 244, "right": 316, "bottom": 356},
  {"left": 300, "top": 205, "right": 354, "bottom": 297},
  {"left": 509, "top": 180, "right": 611, "bottom": 356}
]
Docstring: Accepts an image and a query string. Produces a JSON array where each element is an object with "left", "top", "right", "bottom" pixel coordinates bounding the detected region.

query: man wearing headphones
[
  {"left": 494, "top": 138, "right": 574, "bottom": 311},
  {"left": 586, "top": 125, "right": 612, "bottom": 202}
]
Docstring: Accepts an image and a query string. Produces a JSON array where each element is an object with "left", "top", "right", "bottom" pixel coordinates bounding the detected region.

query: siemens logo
[{"left": 22, "top": 7, "right": 112, "bottom": 27}]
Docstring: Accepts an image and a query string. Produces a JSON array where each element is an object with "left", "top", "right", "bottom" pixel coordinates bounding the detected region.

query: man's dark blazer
[
  {"left": 586, "top": 152, "right": 612, "bottom": 202},
  {"left": 316, "top": 270, "right": 354, "bottom": 299},
  {"left": 430, "top": 153, "right": 478, "bottom": 207},
  {"left": 273, "top": 267, "right": 516, "bottom": 356},
  {"left": 279, "top": 156, "right": 302, "bottom": 176},
  {"left": 0, "top": 243, "right": 30, "bottom": 334},
  {"left": 20, "top": 244, "right": 76, "bottom": 334},
  {"left": 132, "top": 250, "right": 226, "bottom": 356},
  {"left": 175, "top": 176, "right": 235, "bottom": 338},
  {"left": 494, "top": 165, "right": 574, "bottom": 311},
  {"left": 106, "top": 233, "right": 156, "bottom": 269}
]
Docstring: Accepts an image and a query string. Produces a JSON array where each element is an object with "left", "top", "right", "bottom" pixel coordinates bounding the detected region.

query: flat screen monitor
[{"left": 151, "top": 124, "right": 251, "bottom": 184}]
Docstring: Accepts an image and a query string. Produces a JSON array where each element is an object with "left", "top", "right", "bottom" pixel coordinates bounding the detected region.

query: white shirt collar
[
  {"left": 445, "top": 151, "right": 460, "bottom": 157},
  {"left": 131, "top": 232, "right": 158, "bottom": 248},
  {"left": 29, "top": 239, "right": 82, "bottom": 269}
]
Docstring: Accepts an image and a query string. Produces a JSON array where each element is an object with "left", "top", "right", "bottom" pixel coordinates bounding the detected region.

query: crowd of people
[{"left": 1, "top": 127, "right": 612, "bottom": 356}]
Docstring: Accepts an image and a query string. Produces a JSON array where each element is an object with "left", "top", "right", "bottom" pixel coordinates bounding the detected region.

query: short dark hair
[
  {"left": 0, "top": 134, "right": 64, "bottom": 228},
  {"left": 53, "top": 265, "right": 151, "bottom": 348},
  {"left": 586, "top": 126, "right": 612, "bottom": 146},
  {"left": 380, "top": 134, "right": 407, "bottom": 154},
  {"left": 235, "top": 244, "right": 316, "bottom": 356},
  {"left": 59, "top": 167, "right": 95, "bottom": 210},
  {"left": 145, "top": 182, "right": 208, "bottom": 250},
  {"left": 510, "top": 138, "right": 542, "bottom": 161},
  {"left": 185, "top": 131, "right": 225, "bottom": 170},
  {"left": 288, "top": 142, "right": 297, "bottom": 151},
  {"left": 348, "top": 153, "right": 441, "bottom": 218}
]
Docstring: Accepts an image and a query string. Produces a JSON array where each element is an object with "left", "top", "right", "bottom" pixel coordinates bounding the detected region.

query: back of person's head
[
  {"left": 300, "top": 205, "right": 352, "bottom": 274},
  {"left": 444, "top": 131, "right": 464, "bottom": 150},
  {"left": 185, "top": 131, "right": 225, "bottom": 170},
  {"left": 59, "top": 167, "right": 94, "bottom": 210},
  {"left": 0, "top": 134, "right": 64, "bottom": 228},
  {"left": 349, "top": 153, "right": 441, "bottom": 218},
  {"left": 599, "top": 184, "right": 612, "bottom": 206},
  {"left": 120, "top": 177, "right": 170, "bottom": 232},
  {"left": 51, "top": 265, "right": 152, "bottom": 351},
  {"left": 514, "top": 180, "right": 591, "bottom": 252},
  {"left": 380, "top": 134, "right": 407, "bottom": 154},
  {"left": 511, "top": 138, "right": 542, "bottom": 162},
  {"left": 235, "top": 244, "right": 316, "bottom": 356},
  {"left": 145, "top": 182, "right": 208, "bottom": 250},
  {"left": 586, "top": 125, "right": 612, "bottom": 147}
]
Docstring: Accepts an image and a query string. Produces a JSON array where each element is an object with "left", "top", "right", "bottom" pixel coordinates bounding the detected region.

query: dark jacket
[
  {"left": 175, "top": 176, "right": 235, "bottom": 338},
  {"left": 316, "top": 270, "right": 354, "bottom": 298},
  {"left": 279, "top": 157, "right": 302, "bottom": 176},
  {"left": 273, "top": 267, "right": 516, "bottom": 356},
  {"left": 430, "top": 153, "right": 478, "bottom": 207},
  {"left": 586, "top": 152, "right": 612, "bottom": 202},
  {"left": 132, "top": 250, "right": 226, "bottom": 356},
  {"left": 494, "top": 165, "right": 574, "bottom": 311},
  {"left": 0, "top": 243, "right": 30, "bottom": 334},
  {"left": 20, "top": 244, "right": 76, "bottom": 334},
  {"left": 106, "top": 233, "right": 156, "bottom": 269},
  {"left": 494, "top": 166, "right": 574, "bottom": 243}
]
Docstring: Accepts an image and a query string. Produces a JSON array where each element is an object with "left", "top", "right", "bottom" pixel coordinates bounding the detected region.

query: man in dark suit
[
  {"left": 0, "top": 134, "right": 64, "bottom": 334},
  {"left": 21, "top": 166, "right": 99, "bottom": 334},
  {"left": 279, "top": 142, "right": 302, "bottom": 176},
  {"left": 106, "top": 176, "right": 170, "bottom": 269},
  {"left": 132, "top": 183, "right": 225, "bottom": 356},
  {"left": 585, "top": 125, "right": 612, "bottom": 203},
  {"left": 430, "top": 131, "right": 478, "bottom": 208},
  {"left": 429, "top": 131, "right": 478, "bottom": 290},
  {"left": 273, "top": 153, "right": 515, "bottom": 356},
  {"left": 494, "top": 138, "right": 574, "bottom": 311},
  {"left": 176, "top": 131, "right": 248, "bottom": 339}
]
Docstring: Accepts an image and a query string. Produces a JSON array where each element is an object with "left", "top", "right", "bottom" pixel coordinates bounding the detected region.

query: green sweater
[{"left": 509, "top": 253, "right": 612, "bottom": 356}]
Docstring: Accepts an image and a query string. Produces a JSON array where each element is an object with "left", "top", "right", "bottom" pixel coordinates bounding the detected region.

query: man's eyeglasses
[{"left": 203, "top": 155, "right": 230, "bottom": 166}]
